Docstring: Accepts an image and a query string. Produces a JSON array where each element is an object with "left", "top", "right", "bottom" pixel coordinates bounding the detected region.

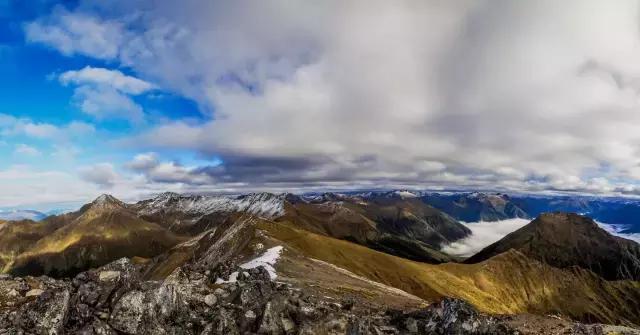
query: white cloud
[
  {"left": 51, "top": 145, "right": 81, "bottom": 160},
  {"left": 127, "top": 152, "right": 159, "bottom": 170},
  {"left": 22, "top": 1, "right": 640, "bottom": 194},
  {"left": 596, "top": 220, "right": 640, "bottom": 244},
  {"left": 78, "top": 163, "right": 119, "bottom": 188},
  {"left": 57, "top": 67, "right": 150, "bottom": 123},
  {"left": 14, "top": 144, "right": 41, "bottom": 157},
  {"left": 441, "top": 218, "right": 531, "bottom": 257},
  {"left": 0, "top": 113, "right": 95, "bottom": 141},
  {"left": 126, "top": 153, "right": 214, "bottom": 185},
  {"left": 24, "top": 6, "right": 123, "bottom": 58},
  {"left": 60, "top": 66, "right": 155, "bottom": 95},
  {"left": 72, "top": 85, "right": 144, "bottom": 122}
]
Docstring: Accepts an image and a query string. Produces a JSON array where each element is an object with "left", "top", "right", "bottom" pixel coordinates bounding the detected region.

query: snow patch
[{"left": 215, "top": 246, "right": 284, "bottom": 284}]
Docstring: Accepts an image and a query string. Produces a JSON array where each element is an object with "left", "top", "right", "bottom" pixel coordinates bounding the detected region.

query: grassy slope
[
  {"left": 0, "top": 219, "right": 67, "bottom": 273},
  {"left": 465, "top": 213, "right": 640, "bottom": 281},
  {"left": 260, "top": 221, "right": 640, "bottom": 326},
  {"left": 278, "top": 201, "right": 456, "bottom": 263},
  {"left": 8, "top": 211, "right": 185, "bottom": 277}
]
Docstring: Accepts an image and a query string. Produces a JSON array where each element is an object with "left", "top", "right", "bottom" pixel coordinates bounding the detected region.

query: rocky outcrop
[{"left": 1, "top": 256, "right": 638, "bottom": 335}]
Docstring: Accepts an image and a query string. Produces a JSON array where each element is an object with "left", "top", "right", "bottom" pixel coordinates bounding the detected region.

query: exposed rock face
[{"left": 1, "top": 257, "right": 638, "bottom": 335}]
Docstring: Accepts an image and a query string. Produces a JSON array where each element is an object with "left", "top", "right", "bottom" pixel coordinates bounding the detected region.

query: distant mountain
[
  {"left": 376, "top": 191, "right": 640, "bottom": 235},
  {"left": 0, "top": 209, "right": 47, "bottom": 221},
  {"left": 419, "top": 192, "right": 529, "bottom": 222},
  {"left": 132, "top": 192, "right": 285, "bottom": 234},
  {"left": 465, "top": 212, "right": 640, "bottom": 280},
  {"left": 279, "top": 193, "right": 469, "bottom": 263},
  {"left": 511, "top": 195, "right": 640, "bottom": 233}
]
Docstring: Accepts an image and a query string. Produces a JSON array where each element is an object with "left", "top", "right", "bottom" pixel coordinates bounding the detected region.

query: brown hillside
[
  {"left": 260, "top": 220, "right": 640, "bottom": 326},
  {"left": 465, "top": 212, "right": 640, "bottom": 281},
  {"left": 7, "top": 195, "right": 185, "bottom": 277}
]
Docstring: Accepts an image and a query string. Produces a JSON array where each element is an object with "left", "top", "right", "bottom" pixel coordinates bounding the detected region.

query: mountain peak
[
  {"left": 89, "top": 194, "right": 126, "bottom": 210},
  {"left": 93, "top": 194, "right": 120, "bottom": 203},
  {"left": 155, "top": 192, "right": 181, "bottom": 200},
  {"left": 466, "top": 212, "right": 640, "bottom": 280}
]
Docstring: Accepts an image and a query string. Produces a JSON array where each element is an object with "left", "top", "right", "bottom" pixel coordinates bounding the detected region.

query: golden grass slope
[
  {"left": 8, "top": 208, "right": 185, "bottom": 277},
  {"left": 0, "top": 219, "right": 66, "bottom": 273},
  {"left": 260, "top": 221, "right": 640, "bottom": 326},
  {"left": 278, "top": 200, "right": 458, "bottom": 263}
]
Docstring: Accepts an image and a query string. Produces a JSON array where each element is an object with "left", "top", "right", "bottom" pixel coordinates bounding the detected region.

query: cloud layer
[
  {"left": 442, "top": 218, "right": 640, "bottom": 258},
  {"left": 441, "top": 218, "right": 531, "bottom": 257},
  {"left": 17, "top": 0, "right": 640, "bottom": 197},
  {"left": 596, "top": 221, "right": 640, "bottom": 244}
]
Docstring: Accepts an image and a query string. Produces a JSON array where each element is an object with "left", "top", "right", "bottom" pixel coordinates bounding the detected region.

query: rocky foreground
[{"left": 0, "top": 257, "right": 638, "bottom": 335}]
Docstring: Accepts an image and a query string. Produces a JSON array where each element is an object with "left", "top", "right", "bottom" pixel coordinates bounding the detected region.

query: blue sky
[
  {"left": 3, "top": 0, "right": 640, "bottom": 208},
  {"left": 0, "top": 0, "right": 218, "bottom": 208}
]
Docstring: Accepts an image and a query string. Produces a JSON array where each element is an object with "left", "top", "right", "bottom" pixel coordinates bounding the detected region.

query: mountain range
[
  {"left": 0, "top": 209, "right": 47, "bottom": 221},
  {"left": 420, "top": 191, "right": 640, "bottom": 234},
  {"left": 0, "top": 191, "right": 640, "bottom": 334}
]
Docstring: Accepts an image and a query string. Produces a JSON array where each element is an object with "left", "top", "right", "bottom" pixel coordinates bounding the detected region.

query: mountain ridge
[{"left": 1, "top": 191, "right": 640, "bottom": 332}]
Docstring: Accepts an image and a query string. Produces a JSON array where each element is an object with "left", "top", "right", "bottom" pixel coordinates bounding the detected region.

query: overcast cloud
[{"left": 14, "top": 0, "right": 640, "bottom": 200}]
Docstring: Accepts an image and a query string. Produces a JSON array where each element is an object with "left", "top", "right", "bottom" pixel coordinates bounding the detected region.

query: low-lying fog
[
  {"left": 442, "top": 218, "right": 640, "bottom": 258},
  {"left": 441, "top": 218, "right": 530, "bottom": 258}
]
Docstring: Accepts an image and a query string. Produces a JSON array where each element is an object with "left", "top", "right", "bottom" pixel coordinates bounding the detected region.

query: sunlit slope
[
  {"left": 0, "top": 219, "right": 66, "bottom": 272},
  {"left": 260, "top": 221, "right": 640, "bottom": 326},
  {"left": 7, "top": 197, "right": 184, "bottom": 277},
  {"left": 277, "top": 197, "right": 466, "bottom": 263}
]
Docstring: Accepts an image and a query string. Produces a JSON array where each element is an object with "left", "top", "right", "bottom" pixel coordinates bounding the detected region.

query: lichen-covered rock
[
  {"left": 388, "top": 298, "right": 511, "bottom": 334},
  {"left": 16, "top": 288, "right": 71, "bottom": 335}
]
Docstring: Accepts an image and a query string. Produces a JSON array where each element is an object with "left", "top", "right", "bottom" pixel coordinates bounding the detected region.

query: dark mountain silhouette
[{"left": 465, "top": 212, "right": 640, "bottom": 280}]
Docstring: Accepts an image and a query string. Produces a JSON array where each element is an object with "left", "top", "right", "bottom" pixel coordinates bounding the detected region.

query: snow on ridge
[
  {"left": 215, "top": 246, "right": 284, "bottom": 284},
  {"left": 139, "top": 192, "right": 285, "bottom": 219},
  {"left": 394, "top": 190, "right": 417, "bottom": 199},
  {"left": 235, "top": 193, "right": 285, "bottom": 218}
]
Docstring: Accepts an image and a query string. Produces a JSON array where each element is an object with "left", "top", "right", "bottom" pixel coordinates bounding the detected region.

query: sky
[{"left": 3, "top": 0, "right": 640, "bottom": 208}]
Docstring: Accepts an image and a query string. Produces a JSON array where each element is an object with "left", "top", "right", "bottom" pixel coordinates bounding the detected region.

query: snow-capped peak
[
  {"left": 89, "top": 194, "right": 126, "bottom": 210},
  {"left": 94, "top": 194, "right": 119, "bottom": 204},
  {"left": 138, "top": 192, "right": 285, "bottom": 221},
  {"left": 394, "top": 190, "right": 418, "bottom": 199}
]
